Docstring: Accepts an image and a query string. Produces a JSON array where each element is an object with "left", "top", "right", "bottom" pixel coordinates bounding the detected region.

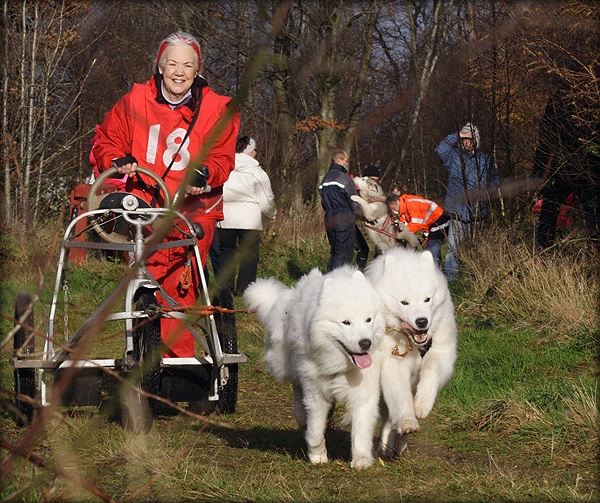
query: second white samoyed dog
[
  {"left": 243, "top": 266, "right": 385, "bottom": 469},
  {"left": 365, "top": 248, "right": 457, "bottom": 457}
]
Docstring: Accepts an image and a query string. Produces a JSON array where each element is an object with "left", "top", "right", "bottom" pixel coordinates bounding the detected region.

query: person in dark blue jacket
[
  {"left": 319, "top": 149, "right": 360, "bottom": 271},
  {"left": 436, "top": 123, "right": 499, "bottom": 280}
]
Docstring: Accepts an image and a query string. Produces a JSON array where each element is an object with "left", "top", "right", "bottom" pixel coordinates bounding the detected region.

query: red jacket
[
  {"left": 93, "top": 76, "right": 240, "bottom": 220},
  {"left": 397, "top": 194, "right": 444, "bottom": 233}
]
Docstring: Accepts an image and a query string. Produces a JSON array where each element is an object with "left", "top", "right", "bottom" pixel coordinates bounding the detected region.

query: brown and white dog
[{"left": 351, "top": 176, "right": 419, "bottom": 253}]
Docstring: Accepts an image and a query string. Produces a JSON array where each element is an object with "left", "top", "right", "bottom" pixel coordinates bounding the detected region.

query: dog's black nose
[
  {"left": 415, "top": 317, "right": 428, "bottom": 329},
  {"left": 359, "top": 339, "right": 372, "bottom": 351}
]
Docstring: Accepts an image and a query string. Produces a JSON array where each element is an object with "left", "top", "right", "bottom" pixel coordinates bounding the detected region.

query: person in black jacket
[{"left": 319, "top": 150, "right": 360, "bottom": 271}]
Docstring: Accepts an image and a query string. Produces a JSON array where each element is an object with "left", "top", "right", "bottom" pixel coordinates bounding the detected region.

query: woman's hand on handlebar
[
  {"left": 114, "top": 162, "right": 137, "bottom": 175},
  {"left": 185, "top": 185, "right": 206, "bottom": 196},
  {"left": 184, "top": 165, "right": 210, "bottom": 196},
  {"left": 111, "top": 155, "right": 138, "bottom": 175}
]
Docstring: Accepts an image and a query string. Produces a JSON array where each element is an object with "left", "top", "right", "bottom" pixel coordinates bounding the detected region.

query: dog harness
[
  {"left": 365, "top": 213, "right": 400, "bottom": 240},
  {"left": 387, "top": 325, "right": 432, "bottom": 357},
  {"left": 362, "top": 195, "right": 404, "bottom": 239}
]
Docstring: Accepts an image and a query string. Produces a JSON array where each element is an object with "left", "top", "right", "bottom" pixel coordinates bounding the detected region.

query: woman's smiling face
[{"left": 158, "top": 44, "right": 197, "bottom": 102}]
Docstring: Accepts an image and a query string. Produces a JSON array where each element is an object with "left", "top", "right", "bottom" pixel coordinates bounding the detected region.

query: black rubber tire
[
  {"left": 212, "top": 287, "right": 238, "bottom": 414},
  {"left": 122, "top": 289, "right": 162, "bottom": 433},
  {"left": 13, "top": 293, "right": 35, "bottom": 426}
]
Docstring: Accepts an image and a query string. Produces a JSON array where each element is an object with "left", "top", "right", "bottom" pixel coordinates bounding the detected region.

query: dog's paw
[
  {"left": 351, "top": 195, "right": 363, "bottom": 203},
  {"left": 308, "top": 450, "right": 328, "bottom": 465},
  {"left": 399, "top": 417, "right": 420, "bottom": 434},
  {"left": 378, "top": 433, "right": 410, "bottom": 459},
  {"left": 351, "top": 455, "right": 374, "bottom": 470},
  {"left": 414, "top": 395, "right": 435, "bottom": 419}
]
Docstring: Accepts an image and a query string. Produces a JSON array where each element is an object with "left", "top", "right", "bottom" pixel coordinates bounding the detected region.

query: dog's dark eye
[
  {"left": 424, "top": 298, "right": 431, "bottom": 303},
  {"left": 400, "top": 300, "right": 409, "bottom": 306},
  {"left": 342, "top": 320, "right": 351, "bottom": 325},
  {"left": 365, "top": 317, "right": 372, "bottom": 323}
]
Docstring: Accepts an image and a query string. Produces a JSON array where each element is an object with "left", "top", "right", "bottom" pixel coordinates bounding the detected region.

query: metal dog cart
[{"left": 12, "top": 167, "right": 247, "bottom": 432}]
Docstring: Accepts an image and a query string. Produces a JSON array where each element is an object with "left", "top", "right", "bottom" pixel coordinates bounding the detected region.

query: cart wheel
[
  {"left": 13, "top": 293, "right": 35, "bottom": 426},
  {"left": 122, "top": 289, "right": 162, "bottom": 433},
  {"left": 212, "top": 287, "right": 238, "bottom": 414}
]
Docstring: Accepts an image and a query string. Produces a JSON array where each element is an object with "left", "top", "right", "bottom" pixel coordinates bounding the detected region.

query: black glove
[
  {"left": 112, "top": 155, "right": 138, "bottom": 168},
  {"left": 190, "top": 165, "right": 209, "bottom": 188}
]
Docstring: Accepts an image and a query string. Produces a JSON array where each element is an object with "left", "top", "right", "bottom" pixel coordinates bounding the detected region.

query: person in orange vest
[{"left": 386, "top": 192, "right": 450, "bottom": 267}]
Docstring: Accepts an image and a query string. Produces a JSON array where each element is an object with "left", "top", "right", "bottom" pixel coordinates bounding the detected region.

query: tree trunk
[
  {"left": 399, "top": 0, "right": 453, "bottom": 193},
  {"left": 2, "top": 0, "right": 11, "bottom": 223},
  {"left": 341, "top": 3, "right": 379, "bottom": 161}
]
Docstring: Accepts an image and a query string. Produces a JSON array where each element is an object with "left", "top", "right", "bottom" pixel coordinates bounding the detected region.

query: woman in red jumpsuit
[{"left": 93, "top": 32, "right": 240, "bottom": 357}]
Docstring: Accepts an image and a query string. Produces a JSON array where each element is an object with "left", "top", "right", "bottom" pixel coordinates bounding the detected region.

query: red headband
[{"left": 156, "top": 40, "right": 202, "bottom": 74}]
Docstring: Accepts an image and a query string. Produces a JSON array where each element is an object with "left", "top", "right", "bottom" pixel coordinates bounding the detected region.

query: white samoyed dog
[
  {"left": 365, "top": 247, "right": 457, "bottom": 457},
  {"left": 243, "top": 266, "right": 386, "bottom": 469},
  {"left": 351, "top": 176, "right": 420, "bottom": 252}
]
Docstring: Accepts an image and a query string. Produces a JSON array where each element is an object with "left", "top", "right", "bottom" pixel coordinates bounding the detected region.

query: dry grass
[
  {"left": 268, "top": 204, "right": 325, "bottom": 247},
  {"left": 457, "top": 226, "right": 599, "bottom": 337},
  {"left": 1, "top": 219, "right": 69, "bottom": 284},
  {"left": 563, "top": 379, "right": 598, "bottom": 431},
  {"left": 258, "top": 204, "right": 330, "bottom": 282},
  {"left": 470, "top": 398, "right": 553, "bottom": 438}
]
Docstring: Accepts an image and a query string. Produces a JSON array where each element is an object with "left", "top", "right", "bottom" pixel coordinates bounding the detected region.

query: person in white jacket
[{"left": 217, "top": 136, "right": 277, "bottom": 295}]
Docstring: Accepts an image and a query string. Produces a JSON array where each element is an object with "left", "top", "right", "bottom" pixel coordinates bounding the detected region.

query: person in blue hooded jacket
[{"left": 436, "top": 123, "right": 499, "bottom": 280}]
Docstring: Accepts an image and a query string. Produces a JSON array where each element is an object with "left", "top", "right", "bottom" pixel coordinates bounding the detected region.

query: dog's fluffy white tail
[
  {"left": 243, "top": 277, "right": 292, "bottom": 381},
  {"left": 243, "top": 277, "right": 287, "bottom": 320}
]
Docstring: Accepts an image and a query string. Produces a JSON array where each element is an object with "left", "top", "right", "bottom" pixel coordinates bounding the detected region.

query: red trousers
[{"left": 145, "top": 215, "right": 217, "bottom": 357}]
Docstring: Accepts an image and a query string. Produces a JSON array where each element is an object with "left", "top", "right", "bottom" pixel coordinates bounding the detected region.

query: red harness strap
[{"left": 365, "top": 214, "right": 399, "bottom": 239}]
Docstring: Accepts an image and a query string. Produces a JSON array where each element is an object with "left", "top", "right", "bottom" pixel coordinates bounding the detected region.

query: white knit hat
[
  {"left": 459, "top": 123, "right": 480, "bottom": 147},
  {"left": 242, "top": 138, "right": 256, "bottom": 155}
]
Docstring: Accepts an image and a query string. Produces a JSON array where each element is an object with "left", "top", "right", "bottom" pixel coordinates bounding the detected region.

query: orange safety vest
[{"left": 398, "top": 194, "right": 444, "bottom": 233}]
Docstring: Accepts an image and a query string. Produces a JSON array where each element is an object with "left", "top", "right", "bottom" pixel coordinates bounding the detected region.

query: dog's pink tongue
[{"left": 353, "top": 353, "right": 372, "bottom": 369}]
